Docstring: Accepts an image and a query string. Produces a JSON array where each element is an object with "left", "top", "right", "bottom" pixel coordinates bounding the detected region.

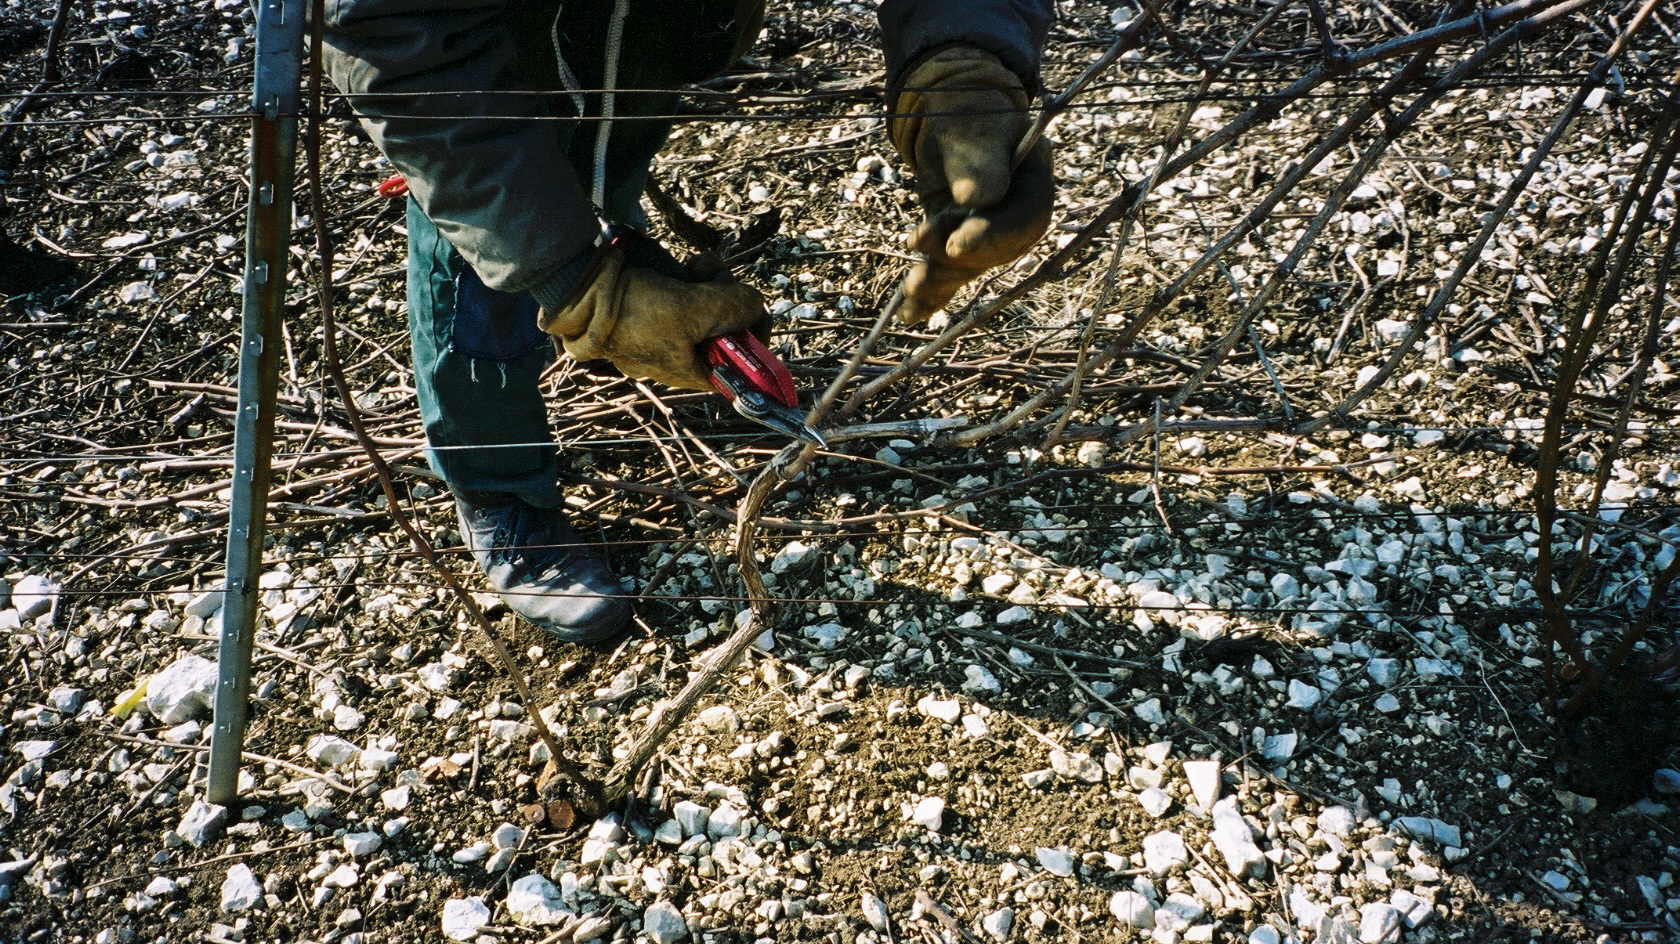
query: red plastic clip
[{"left": 377, "top": 174, "right": 408, "bottom": 198}]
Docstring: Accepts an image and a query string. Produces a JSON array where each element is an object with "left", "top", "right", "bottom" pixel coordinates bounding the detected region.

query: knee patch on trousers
[{"left": 451, "top": 265, "right": 549, "bottom": 363}]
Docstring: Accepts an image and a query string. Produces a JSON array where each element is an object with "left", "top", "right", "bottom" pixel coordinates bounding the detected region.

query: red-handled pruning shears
[
  {"left": 701, "top": 331, "right": 826, "bottom": 447},
  {"left": 598, "top": 225, "right": 823, "bottom": 446},
  {"left": 375, "top": 196, "right": 821, "bottom": 445}
]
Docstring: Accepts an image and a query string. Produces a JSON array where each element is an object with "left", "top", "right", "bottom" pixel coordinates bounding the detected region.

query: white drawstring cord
[{"left": 592, "top": 0, "right": 631, "bottom": 213}]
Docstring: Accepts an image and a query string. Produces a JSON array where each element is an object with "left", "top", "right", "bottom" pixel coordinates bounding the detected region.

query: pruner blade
[{"left": 701, "top": 332, "right": 827, "bottom": 447}]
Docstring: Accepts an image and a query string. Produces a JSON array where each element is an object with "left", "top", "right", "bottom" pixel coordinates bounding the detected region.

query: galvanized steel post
[{"left": 208, "top": 0, "right": 305, "bottom": 804}]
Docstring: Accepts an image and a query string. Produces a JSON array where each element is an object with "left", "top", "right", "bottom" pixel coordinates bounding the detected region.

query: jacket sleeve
[
  {"left": 878, "top": 0, "right": 1054, "bottom": 92},
  {"left": 322, "top": 0, "right": 596, "bottom": 296}
]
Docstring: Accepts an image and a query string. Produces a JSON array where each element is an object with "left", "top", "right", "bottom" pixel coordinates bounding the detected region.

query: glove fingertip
[
  {"left": 895, "top": 294, "right": 938, "bottom": 325},
  {"left": 683, "top": 250, "right": 727, "bottom": 282}
]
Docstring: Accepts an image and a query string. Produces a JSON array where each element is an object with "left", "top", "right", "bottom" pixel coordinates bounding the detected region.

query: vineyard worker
[{"left": 323, "top": 0, "right": 1055, "bottom": 643}]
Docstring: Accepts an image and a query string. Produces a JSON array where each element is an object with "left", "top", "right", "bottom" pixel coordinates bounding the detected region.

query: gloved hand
[
  {"left": 539, "top": 244, "right": 767, "bottom": 390},
  {"left": 889, "top": 46, "right": 1054, "bottom": 325}
]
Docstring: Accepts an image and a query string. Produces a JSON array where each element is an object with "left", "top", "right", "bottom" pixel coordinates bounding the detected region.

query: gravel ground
[{"left": 2, "top": 1, "right": 1680, "bottom": 943}]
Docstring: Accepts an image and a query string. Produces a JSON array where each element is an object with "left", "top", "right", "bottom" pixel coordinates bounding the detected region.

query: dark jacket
[{"left": 323, "top": 0, "right": 1052, "bottom": 302}]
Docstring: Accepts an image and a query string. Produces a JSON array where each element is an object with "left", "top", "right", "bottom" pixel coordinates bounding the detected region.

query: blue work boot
[{"left": 455, "top": 491, "right": 632, "bottom": 644}]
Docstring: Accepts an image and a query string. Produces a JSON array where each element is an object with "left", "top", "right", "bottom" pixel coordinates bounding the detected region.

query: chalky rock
[
  {"left": 653, "top": 819, "right": 683, "bottom": 845},
  {"left": 706, "top": 803, "right": 742, "bottom": 841},
  {"left": 359, "top": 748, "right": 399, "bottom": 772},
  {"left": 1317, "top": 805, "right": 1356, "bottom": 837},
  {"left": 1110, "top": 890, "right": 1155, "bottom": 928},
  {"left": 1134, "top": 698, "right": 1168, "bottom": 726},
  {"left": 1135, "top": 589, "right": 1179, "bottom": 628},
  {"left": 505, "top": 874, "right": 571, "bottom": 926},
  {"left": 1260, "top": 732, "right": 1297, "bottom": 762},
  {"left": 1210, "top": 797, "right": 1265, "bottom": 878},
  {"left": 1358, "top": 903, "right": 1403, "bottom": 943},
  {"left": 47, "top": 686, "right": 86, "bottom": 715},
  {"left": 1285, "top": 679, "right": 1322, "bottom": 709},
  {"left": 1183, "top": 760, "right": 1221, "bottom": 808},
  {"left": 1050, "top": 750, "right": 1103, "bottom": 783},
  {"left": 673, "top": 800, "right": 709, "bottom": 838},
  {"left": 769, "top": 540, "right": 817, "bottom": 574},
  {"left": 1155, "top": 893, "right": 1206, "bottom": 932},
  {"left": 343, "top": 832, "right": 382, "bottom": 857},
  {"left": 580, "top": 815, "right": 624, "bottom": 865},
  {"left": 332, "top": 705, "right": 365, "bottom": 731},
  {"left": 1036, "top": 846, "right": 1075, "bottom": 877},
  {"left": 860, "top": 892, "right": 891, "bottom": 933},
  {"left": 417, "top": 662, "right": 454, "bottom": 692},
  {"left": 1021, "top": 769, "right": 1054, "bottom": 789},
  {"left": 1142, "top": 830, "right": 1188, "bottom": 873},
  {"left": 143, "top": 655, "right": 219, "bottom": 724},
  {"left": 220, "top": 864, "right": 263, "bottom": 912},
  {"left": 1394, "top": 816, "right": 1461, "bottom": 848},
  {"left": 1637, "top": 875, "right": 1663, "bottom": 911},
  {"left": 305, "top": 735, "right": 361, "bottom": 768},
  {"left": 1248, "top": 927, "right": 1282, "bottom": 944},
  {"left": 962, "top": 664, "right": 1001, "bottom": 693},
  {"left": 0, "top": 859, "right": 34, "bottom": 887},
  {"left": 119, "top": 281, "right": 157, "bottom": 302},
  {"left": 184, "top": 589, "right": 223, "bottom": 619},
  {"left": 1652, "top": 768, "right": 1680, "bottom": 794},
  {"left": 452, "top": 842, "right": 490, "bottom": 864},
  {"left": 804, "top": 623, "right": 845, "bottom": 648},
  {"left": 176, "top": 798, "right": 227, "bottom": 848},
  {"left": 11, "top": 575, "right": 59, "bottom": 621},
  {"left": 572, "top": 915, "right": 613, "bottom": 943},
  {"left": 917, "top": 696, "right": 962, "bottom": 723},
  {"left": 1317, "top": 915, "right": 1359, "bottom": 944},
  {"left": 1388, "top": 889, "right": 1433, "bottom": 928},
  {"left": 488, "top": 720, "right": 532, "bottom": 742},
  {"left": 15, "top": 741, "right": 55, "bottom": 763},
  {"left": 910, "top": 796, "right": 945, "bottom": 831},
  {"left": 1138, "top": 786, "right": 1173, "bottom": 817},
  {"left": 491, "top": 822, "right": 526, "bottom": 851},
  {"left": 697, "top": 705, "right": 739, "bottom": 733},
  {"left": 981, "top": 908, "right": 1015, "bottom": 940},
  {"left": 441, "top": 897, "right": 491, "bottom": 940},
  {"left": 1366, "top": 658, "right": 1401, "bottom": 687},
  {"left": 643, "top": 900, "right": 688, "bottom": 944}
]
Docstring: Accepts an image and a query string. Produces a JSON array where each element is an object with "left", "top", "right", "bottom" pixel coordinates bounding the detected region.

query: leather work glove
[
  {"left": 889, "top": 46, "right": 1054, "bottom": 325},
  {"left": 539, "top": 245, "right": 767, "bottom": 391}
]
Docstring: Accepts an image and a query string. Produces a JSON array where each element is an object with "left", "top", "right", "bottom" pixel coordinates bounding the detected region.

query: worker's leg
[
  {"left": 408, "top": 200, "right": 630, "bottom": 642},
  {"left": 406, "top": 199, "right": 561, "bottom": 508}
]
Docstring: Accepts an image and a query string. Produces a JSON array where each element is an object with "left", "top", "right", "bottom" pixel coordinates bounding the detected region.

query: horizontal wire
[
  {"left": 0, "top": 422, "right": 1676, "bottom": 465},
  {"left": 0, "top": 72, "right": 1634, "bottom": 100},
  {"left": 4, "top": 77, "right": 1661, "bottom": 129}
]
